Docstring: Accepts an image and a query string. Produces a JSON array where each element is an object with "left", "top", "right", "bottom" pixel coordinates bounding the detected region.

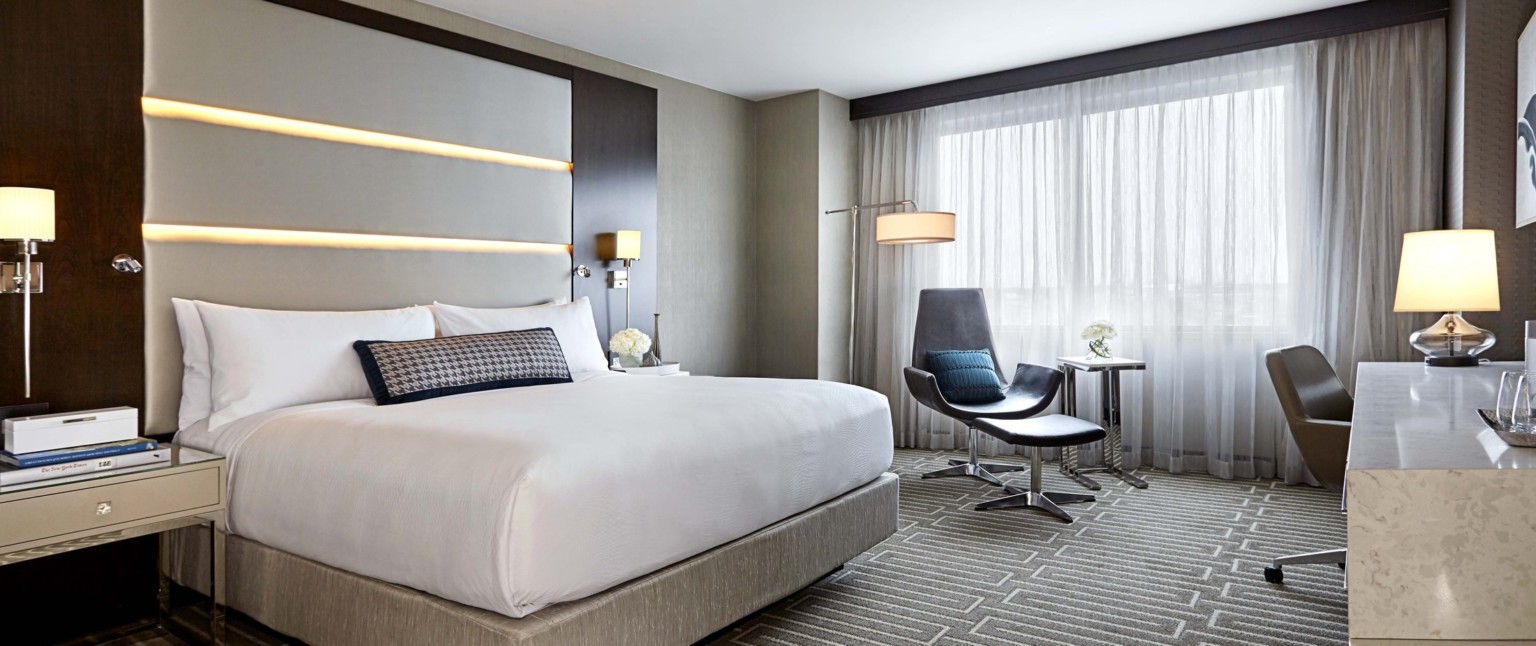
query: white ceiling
[{"left": 418, "top": 0, "right": 1363, "bottom": 101}]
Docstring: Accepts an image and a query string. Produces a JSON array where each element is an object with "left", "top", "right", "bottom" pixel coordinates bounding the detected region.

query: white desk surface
[{"left": 1350, "top": 361, "right": 1536, "bottom": 470}]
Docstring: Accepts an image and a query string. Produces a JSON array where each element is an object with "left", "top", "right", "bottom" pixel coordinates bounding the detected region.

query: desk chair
[
  {"left": 1263, "top": 344, "right": 1351, "bottom": 584},
  {"left": 904, "top": 289, "right": 1062, "bottom": 488}
]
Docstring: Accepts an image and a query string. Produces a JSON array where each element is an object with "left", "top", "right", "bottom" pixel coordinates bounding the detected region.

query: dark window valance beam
[{"left": 849, "top": 0, "right": 1448, "bottom": 120}]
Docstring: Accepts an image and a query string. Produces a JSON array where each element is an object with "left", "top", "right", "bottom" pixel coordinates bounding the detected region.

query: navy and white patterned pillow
[{"left": 353, "top": 327, "right": 573, "bottom": 405}]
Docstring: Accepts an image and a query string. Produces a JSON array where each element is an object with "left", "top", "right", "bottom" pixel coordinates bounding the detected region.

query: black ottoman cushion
[{"left": 974, "top": 414, "right": 1106, "bottom": 448}]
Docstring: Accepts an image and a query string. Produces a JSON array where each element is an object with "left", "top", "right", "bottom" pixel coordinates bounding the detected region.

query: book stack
[{"left": 0, "top": 407, "right": 166, "bottom": 487}]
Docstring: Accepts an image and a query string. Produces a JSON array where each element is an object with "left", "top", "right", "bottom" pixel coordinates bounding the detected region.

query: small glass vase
[
  {"left": 1087, "top": 339, "right": 1112, "bottom": 360},
  {"left": 618, "top": 353, "right": 644, "bottom": 368}
]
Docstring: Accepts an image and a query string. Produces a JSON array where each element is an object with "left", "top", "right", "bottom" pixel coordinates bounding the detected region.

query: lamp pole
[{"left": 823, "top": 200, "right": 916, "bottom": 383}]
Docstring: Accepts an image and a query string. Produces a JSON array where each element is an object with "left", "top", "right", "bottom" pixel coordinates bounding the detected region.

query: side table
[
  {"left": 1057, "top": 356, "right": 1149, "bottom": 490},
  {"left": 0, "top": 445, "right": 227, "bottom": 644}
]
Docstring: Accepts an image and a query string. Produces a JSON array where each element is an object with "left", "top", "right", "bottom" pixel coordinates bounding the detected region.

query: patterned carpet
[
  {"left": 708, "top": 449, "right": 1348, "bottom": 646},
  {"left": 108, "top": 448, "right": 1348, "bottom": 646}
]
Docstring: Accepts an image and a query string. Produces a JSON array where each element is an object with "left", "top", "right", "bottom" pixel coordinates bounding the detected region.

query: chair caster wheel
[{"left": 1263, "top": 566, "right": 1283, "bottom": 584}]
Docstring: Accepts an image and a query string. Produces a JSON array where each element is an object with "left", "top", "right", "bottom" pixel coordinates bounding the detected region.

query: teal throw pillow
[{"left": 926, "top": 350, "right": 1006, "bottom": 404}]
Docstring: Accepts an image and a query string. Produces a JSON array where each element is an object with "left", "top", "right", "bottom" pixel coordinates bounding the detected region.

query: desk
[{"left": 1348, "top": 362, "right": 1536, "bottom": 643}]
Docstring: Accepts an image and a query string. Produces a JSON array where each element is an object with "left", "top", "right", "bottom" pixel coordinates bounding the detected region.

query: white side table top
[{"left": 1057, "top": 356, "right": 1146, "bottom": 371}]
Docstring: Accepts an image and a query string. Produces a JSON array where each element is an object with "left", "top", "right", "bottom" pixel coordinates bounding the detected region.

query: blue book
[{"left": 0, "top": 437, "right": 158, "bottom": 468}]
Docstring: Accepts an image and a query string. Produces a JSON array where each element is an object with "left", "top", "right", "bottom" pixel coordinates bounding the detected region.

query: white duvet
[{"left": 176, "top": 372, "right": 893, "bottom": 618}]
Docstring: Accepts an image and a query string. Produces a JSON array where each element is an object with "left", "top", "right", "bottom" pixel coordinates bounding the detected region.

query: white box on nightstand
[{"left": 3, "top": 407, "right": 138, "bottom": 454}]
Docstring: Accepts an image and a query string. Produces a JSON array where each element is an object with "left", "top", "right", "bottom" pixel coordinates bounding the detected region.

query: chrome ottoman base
[{"left": 969, "top": 414, "right": 1109, "bottom": 523}]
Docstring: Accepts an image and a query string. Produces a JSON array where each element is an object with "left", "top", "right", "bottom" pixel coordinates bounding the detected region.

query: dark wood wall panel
[
  {"left": 0, "top": 1, "right": 151, "bottom": 641},
  {"left": 572, "top": 69, "right": 660, "bottom": 344}
]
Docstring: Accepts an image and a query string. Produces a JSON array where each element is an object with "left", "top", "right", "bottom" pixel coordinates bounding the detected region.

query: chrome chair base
[
  {"left": 946, "top": 458, "right": 1025, "bottom": 473},
  {"left": 920, "top": 427, "right": 1022, "bottom": 486},
  {"left": 921, "top": 461, "right": 1008, "bottom": 487},
  {"left": 1264, "top": 548, "right": 1346, "bottom": 584},
  {"left": 975, "top": 490, "right": 1095, "bottom": 522},
  {"left": 973, "top": 445, "right": 1096, "bottom": 523}
]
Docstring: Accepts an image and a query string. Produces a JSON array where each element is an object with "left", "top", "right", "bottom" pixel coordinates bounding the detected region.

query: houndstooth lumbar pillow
[{"left": 353, "top": 327, "right": 573, "bottom": 405}]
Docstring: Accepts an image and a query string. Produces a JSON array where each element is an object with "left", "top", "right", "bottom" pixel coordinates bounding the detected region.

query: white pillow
[
  {"left": 433, "top": 297, "right": 608, "bottom": 374},
  {"left": 196, "top": 301, "right": 436, "bottom": 431},
  {"left": 172, "top": 298, "right": 212, "bottom": 430}
]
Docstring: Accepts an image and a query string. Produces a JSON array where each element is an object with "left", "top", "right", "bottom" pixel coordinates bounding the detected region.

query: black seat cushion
[{"left": 974, "top": 414, "right": 1106, "bottom": 448}]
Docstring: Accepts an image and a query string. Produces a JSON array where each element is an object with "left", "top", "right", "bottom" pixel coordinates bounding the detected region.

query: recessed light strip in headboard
[
  {"left": 142, "top": 223, "right": 571, "bottom": 255},
  {"left": 141, "top": 97, "right": 573, "bottom": 173}
]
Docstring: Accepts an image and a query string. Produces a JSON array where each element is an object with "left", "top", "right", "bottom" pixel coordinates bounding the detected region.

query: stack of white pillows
[{"left": 171, "top": 297, "right": 610, "bottom": 433}]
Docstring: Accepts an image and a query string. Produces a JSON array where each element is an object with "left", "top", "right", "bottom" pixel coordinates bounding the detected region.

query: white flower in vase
[
  {"left": 609, "top": 328, "right": 652, "bottom": 367},
  {"left": 1081, "top": 320, "right": 1117, "bottom": 360}
]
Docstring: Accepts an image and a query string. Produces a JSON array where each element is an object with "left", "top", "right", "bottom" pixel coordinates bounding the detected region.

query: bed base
[{"left": 167, "top": 472, "right": 898, "bottom": 646}]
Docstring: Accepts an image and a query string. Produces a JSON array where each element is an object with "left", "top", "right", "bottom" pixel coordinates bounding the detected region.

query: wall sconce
[
  {"left": 0, "top": 187, "right": 56, "bottom": 398},
  {"left": 597, "top": 230, "right": 642, "bottom": 329}
]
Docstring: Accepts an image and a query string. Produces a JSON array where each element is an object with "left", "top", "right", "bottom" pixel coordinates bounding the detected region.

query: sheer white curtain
[{"left": 855, "top": 21, "right": 1443, "bottom": 481}]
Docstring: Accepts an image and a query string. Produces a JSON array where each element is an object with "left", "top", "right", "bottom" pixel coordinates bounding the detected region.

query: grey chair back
[
  {"left": 911, "top": 289, "right": 1005, "bottom": 383},
  {"left": 1265, "top": 345, "right": 1352, "bottom": 490}
]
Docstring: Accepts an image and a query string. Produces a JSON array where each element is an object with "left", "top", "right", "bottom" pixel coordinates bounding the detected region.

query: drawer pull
[{"left": 95, "top": 501, "right": 112, "bottom": 516}]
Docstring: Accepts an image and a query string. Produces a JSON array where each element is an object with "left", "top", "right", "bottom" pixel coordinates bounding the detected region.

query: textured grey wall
[
  {"left": 348, "top": 0, "right": 759, "bottom": 377},
  {"left": 752, "top": 90, "right": 858, "bottom": 380},
  {"left": 817, "top": 92, "right": 856, "bottom": 382},
  {"left": 1448, "top": 0, "right": 1536, "bottom": 359},
  {"left": 754, "top": 91, "right": 821, "bottom": 379}
]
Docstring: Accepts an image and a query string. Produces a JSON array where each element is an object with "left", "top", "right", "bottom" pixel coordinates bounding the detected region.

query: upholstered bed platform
[{"left": 170, "top": 472, "right": 897, "bottom": 645}]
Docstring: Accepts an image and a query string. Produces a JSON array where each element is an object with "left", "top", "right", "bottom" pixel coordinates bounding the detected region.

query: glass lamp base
[{"left": 1410, "top": 312, "right": 1495, "bottom": 367}]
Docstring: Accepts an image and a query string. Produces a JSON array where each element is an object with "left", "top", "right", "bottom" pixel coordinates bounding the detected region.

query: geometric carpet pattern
[
  {"left": 709, "top": 449, "right": 1349, "bottom": 646},
  {"left": 114, "top": 448, "right": 1348, "bottom": 646}
]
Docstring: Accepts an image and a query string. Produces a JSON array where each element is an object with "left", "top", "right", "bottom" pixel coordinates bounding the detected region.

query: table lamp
[
  {"left": 0, "top": 187, "right": 55, "bottom": 397},
  {"left": 1393, "top": 229, "right": 1500, "bottom": 367}
]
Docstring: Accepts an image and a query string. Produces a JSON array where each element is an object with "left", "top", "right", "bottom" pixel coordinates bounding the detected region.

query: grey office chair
[
  {"left": 904, "top": 289, "right": 1063, "bottom": 487},
  {"left": 1262, "top": 344, "right": 1351, "bottom": 584}
]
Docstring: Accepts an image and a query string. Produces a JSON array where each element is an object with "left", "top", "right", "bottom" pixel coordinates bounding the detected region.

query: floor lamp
[{"left": 823, "top": 200, "right": 955, "bottom": 380}]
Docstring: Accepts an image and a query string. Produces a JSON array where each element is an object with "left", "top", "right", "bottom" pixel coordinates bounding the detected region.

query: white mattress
[{"left": 176, "top": 372, "right": 893, "bottom": 618}]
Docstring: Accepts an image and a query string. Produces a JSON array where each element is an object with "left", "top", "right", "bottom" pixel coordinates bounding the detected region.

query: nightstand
[{"left": 0, "top": 445, "right": 227, "bottom": 643}]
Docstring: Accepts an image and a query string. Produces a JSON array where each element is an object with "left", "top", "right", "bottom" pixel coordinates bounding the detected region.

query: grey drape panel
[
  {"left": 1292, "top": 22, "right": 1445, "bottom": 391},
  {"left": 855, "top": 20, "right": 1444, "bottom": 482}
]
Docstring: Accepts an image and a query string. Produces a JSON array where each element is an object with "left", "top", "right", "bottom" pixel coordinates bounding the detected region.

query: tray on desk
[{"left": 1475, "top": 409, "right": 1536, "bottom": 447}]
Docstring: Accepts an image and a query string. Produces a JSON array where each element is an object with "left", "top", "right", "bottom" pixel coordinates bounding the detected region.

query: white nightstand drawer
[{"left": 0, "top": 468, "right": 220, "bottom": 548}]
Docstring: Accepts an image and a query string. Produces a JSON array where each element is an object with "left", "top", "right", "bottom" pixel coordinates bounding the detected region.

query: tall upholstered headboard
[{"left": 142, "top": 0, "right": 576, "bottom": 433}]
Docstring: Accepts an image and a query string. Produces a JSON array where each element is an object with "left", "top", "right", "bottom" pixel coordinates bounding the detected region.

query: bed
[
  {"left": 159, "top": 301, "right": 897, "bottom": 645},
  {"left": 174, "top": 369, "right": 894, "bottom": 618}
]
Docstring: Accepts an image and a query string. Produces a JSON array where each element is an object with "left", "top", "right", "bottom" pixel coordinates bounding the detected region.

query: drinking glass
[{"left": 1497, "top": 371, "right": 1531, "bottom": 431}]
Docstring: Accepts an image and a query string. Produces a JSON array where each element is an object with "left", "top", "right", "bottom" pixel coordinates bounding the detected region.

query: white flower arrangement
[
  {"left": 1081, "top": 320, "right": 1117, "bottom": 359},
  {"left": 609, "top": 328, "right": 652, "bottom": 357},
  {"left": 1080, "top": 320, "right": 1117, "bottom": 341}
]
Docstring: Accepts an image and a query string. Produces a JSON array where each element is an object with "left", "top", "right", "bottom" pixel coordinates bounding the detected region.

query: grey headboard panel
[{"left": 143, "top": 0, "right": 575, "bottom": 433}]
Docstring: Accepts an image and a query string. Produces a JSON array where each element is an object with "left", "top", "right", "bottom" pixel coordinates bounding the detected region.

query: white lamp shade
[
  {"left": 1393, "top": 229, "right": 1500, "bottom": 312},
  {"left": 614, "top": 230, "right": 641, "bottom": 260},
  {"left": 0, "top": 187, "right": 55, "bottom": 241},
  {"left": 874, "top": 211, "right": 955, "bottom": 245}
]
